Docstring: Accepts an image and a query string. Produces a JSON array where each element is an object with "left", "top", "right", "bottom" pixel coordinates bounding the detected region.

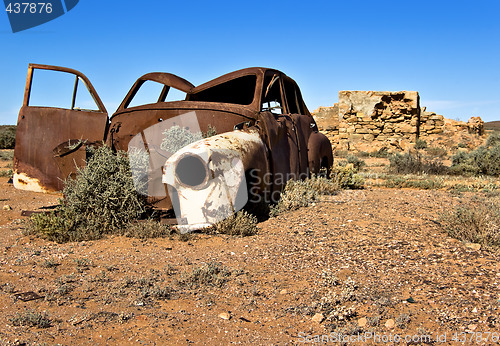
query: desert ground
[{"left": 1, "top": 150, "right": 499, "bottom": 345}]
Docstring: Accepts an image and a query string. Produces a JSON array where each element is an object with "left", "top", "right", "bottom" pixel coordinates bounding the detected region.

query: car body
[{"left": 13, "top": 64, "right": 333, "bottom": 226}]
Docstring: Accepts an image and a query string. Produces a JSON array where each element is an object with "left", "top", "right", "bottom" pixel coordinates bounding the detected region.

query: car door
[
  {"left": 13, "top": 64, "right": 108, "bottom": 192},
  {"left": 258, "top": 71, "right": 301, "bottom": 192}
]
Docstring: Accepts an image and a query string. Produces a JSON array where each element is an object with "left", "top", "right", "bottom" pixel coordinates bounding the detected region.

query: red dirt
[{"left": 1, "top": 176, "right": 499, "bottom": 345}]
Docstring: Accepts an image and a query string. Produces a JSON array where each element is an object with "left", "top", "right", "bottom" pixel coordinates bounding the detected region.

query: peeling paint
[{"left": 12, "top": 172, "right": 52, "bottom": 194}]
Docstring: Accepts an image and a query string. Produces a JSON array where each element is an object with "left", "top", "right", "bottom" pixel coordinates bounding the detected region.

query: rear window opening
[{"left": 188, "top": 75, "right": 256, "bottom": 105}]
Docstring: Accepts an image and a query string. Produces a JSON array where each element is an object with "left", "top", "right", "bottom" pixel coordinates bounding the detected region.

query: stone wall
[{"left": 313, "top": 91, "right": 484, "bottom": 152}]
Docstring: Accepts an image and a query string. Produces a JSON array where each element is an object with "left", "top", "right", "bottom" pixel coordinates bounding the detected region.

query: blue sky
[{"left": 1, "top": 0, "right": 499, "bottom": 124}]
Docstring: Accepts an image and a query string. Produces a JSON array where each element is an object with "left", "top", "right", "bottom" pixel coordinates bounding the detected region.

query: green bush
[
  {"left": 27, "top": 146, "right": 145, "bottom": 242},
  {"left": 440, "top": 197, "right": 500, "bottom": 247},
  {"left": 0, "top": 125, "right": 16, "bottom": 149},
  {"left": 450, "top": 134, "right": 500, "bottom": 176},
  {"left": 389, "top": 152, "right": 447, "bottom": 175}
]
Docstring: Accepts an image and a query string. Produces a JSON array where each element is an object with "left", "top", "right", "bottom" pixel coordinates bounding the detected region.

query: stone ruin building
[{"left": 313, "top": 91, "right": 485, "bottom": 153}]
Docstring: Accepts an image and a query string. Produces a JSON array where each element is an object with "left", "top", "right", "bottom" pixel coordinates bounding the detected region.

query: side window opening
[
  {"left": 283, "top": 78, "right": 306, "bottom": 115},
  {"left": 188, "top": 75, "right": 256, "bottom": 105},
  {"left": 29, "top": 69, "right": 100, "bottom": 111},
  {"left": 127, "top": 80, "right": 165, "bottom": 108},
  {"left": 261, "top": 73, "right": 283, "bottom": 115},
  {"left": 283, "top": 79, "right": 299, "bottom": 114},
  {"left": 125, "top": 80, "right": 188, "bottom": 109},
  {"left": 165, "top": 87, "right": 187, "bottom": 102},
  {"left": 74, "top": 77, "right": 100, "bottom": 111}
]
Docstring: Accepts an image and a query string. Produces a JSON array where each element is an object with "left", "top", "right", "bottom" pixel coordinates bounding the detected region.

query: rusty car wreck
[{"left": 13, "top": 64, "right": 333, "bottom": 229}]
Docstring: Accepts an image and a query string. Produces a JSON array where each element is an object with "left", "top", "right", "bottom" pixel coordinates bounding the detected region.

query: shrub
[
  {"left": 179, "top": 262, "right": 232, "bottom": 289},
  {"left": 123, "top": 219, "right": 171, "bottom": 239},
  {"left": 334, "top": 150, "right": 348, "bottom": 158},
  {"left": 370, "top": 147, "right": 390, "bottom": 158},
  {"left": 270, "top": 175, "right": 339, "bottom": 217},
  {"left": 440, "top": 197, "right": 500, "bottom": 247},
  {"left": 425, "top": 146, "right": 448, "bottom": 158},
  {"left": 161, "top": 125, "right": 203, "bottom": 153},
  {"left": 0, "top": 125, "right": 16, "bottom": 149},
  {"left": 0, "top": 169, "right": 13, "bottom": 178},
  {"left": 9, "top": 309, "right": 52, "bottom": 328},
  {"left": 203, "top": 124, "right": 217, "bottom": 138},
  {"left": 389, "top": 152, "right": 447, "bottom": 175},
  {"left": 0, "top": 150, "right": 13, "bottom": 161},
  {"left": 384, "top": 176, "right": 443, "bottom": 190},
  {"left": 395, "top": 313, "right": 411, "bottom": 329},
  {"left": 450, "top": 135, "right": 500, "bottom": 176},
  {"left": 486, "top": 132, "right": 500, "bottom": 148},
  {"left": 414, "top": 139, "right": 428, "bottom": 150},
  {"left": 330, "top": 163, "right": 364, "bottom": 189},
  {"left": 346, "top": 155, "right": 365, "bottom": 171},
  {"left": 27, "top": 146, "right": 145, "bottom": 242},
  {"left": 212, "top": 210, "right": 258, "bottom": 236}
]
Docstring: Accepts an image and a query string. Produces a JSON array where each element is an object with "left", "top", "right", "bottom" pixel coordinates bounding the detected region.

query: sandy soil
[{"left": 1, "top": 175, "right": 499, "bottom": 345}]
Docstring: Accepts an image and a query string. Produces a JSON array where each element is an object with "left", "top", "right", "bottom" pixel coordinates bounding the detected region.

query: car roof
[{"left": 191, "top": 67, "right": 283, "bottom": 93}]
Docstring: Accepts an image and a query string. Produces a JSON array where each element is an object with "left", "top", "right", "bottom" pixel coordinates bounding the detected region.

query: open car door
[{"left": 13, "top": 64, "right": 108, "bottom": 192}]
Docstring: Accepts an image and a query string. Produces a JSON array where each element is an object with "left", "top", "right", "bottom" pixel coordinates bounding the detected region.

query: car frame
[{"left": 13, "top": 64, "right": 333, "bottom": 225}]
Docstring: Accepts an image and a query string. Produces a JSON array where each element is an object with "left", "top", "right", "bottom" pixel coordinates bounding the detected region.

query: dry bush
[
  {"left": 9, "top": 309, "right": 52, "bottom": 328},
  {"left": 389, "top": 152, "right": 447, "bottom": 175},
  {"left": 330, "top": 163, "right": 365, "bottom": 190},
  {"left": 414, "top": 139, "right": 428, "bottom": 150},
  {"left": 123, "top": 219, "right": 171, "bottom": 239},
  {"left": 0, "top": 150, "right": 13, "bottom": 161},
  {"left": 270, "top": 175, "right": 339, "bottom": 217},
  {"left": 179, "top": 262, "right": 232, "bottom": 289},
  {"left": 346, "top": 155, "right": 366, "bottom": 171},
  {"left": 212, "top": 210, "right": 258, "bottom": 236},
  {"left": 395, "top": 313, "right": 411, "bottom": 329},
  {"left": 0, "top": 125, "right": 16, "bottom": 149},
  {"left": 0, "top": 169, "right": 13, "bottom": 178},
  {"left": 27, "top": 146, "right": 145, "bottom": 243},
  {"left": 384, "top": 176, "right": 443, "bottom": 190},
  {"left": 440, "top": 197, "right": 500, "bottom": 247},
  {"left": 450, "top": 134, "right": 500, "bottom": 176}
]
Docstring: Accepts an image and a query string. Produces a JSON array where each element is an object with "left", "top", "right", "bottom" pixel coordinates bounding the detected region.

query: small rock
[
  {"left": 385, "top": 319, "right": 395, "bottom": 329},
  {"left": 467, "top": 324, "right": 477, "bottom": 331},
  {"left": 472, "top": 307, "right": 478, "bottom": 313},
  {"left": 464, "top": 242, "right": 481, "bottom": 251},
  {"left": 3, "top": 205, "right": 12, "bottom": 210},
  {"left": 312, "top": 313, "right": 324, "bottom": 323},
  {"left": 218, "top": 312, "right": 231, "bottom": 320},
  {"left": 279, "top": 289, "right": 288, "bottom": 295},
  {"left": 358, "top": 317, "right": 367, "bottom": 327}
]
